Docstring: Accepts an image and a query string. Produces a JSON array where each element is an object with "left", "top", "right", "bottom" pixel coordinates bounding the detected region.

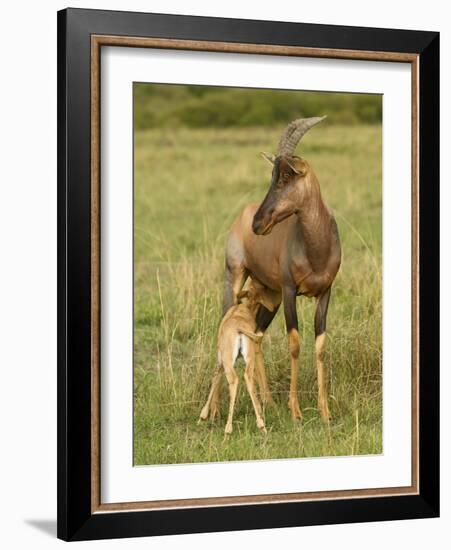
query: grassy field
[{"left": 133, "top": 124, "right": 382, "bottom": 465}]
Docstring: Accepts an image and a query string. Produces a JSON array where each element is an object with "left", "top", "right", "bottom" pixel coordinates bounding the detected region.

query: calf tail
[{"left": 239, "top": 329, "right": 263, "bottom": 343}]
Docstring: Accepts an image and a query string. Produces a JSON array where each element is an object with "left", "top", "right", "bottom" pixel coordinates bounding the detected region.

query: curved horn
[{"left": 277, "top": 116, "right": 326, "bottom": 156}]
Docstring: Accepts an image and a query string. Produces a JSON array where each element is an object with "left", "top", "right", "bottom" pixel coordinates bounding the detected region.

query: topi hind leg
[
  {"left": 223, "top": 261, "right": 248, "bottom": 315},
  {"left": 315, "top": 287, "right": 332, "bottom": 422}
]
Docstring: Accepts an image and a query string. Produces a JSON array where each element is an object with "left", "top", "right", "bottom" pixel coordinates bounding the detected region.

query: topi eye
[{"left": 277, "top": 172, "right": 291, "bottom": 189}]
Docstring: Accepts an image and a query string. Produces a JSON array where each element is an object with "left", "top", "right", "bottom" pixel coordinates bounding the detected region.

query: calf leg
[
  {"left": 223, "top": 352, "right": 239, "bottom": 435},
  {"left": 209, "top": 384, "right": 221, "bottom": 420},
  {"left": 243, "top": 341, "right": 266, "bottom": 432},
  {"left": 217, "top": 264, "right": 248, "bottom": 416},
  {"left": 199, "top": 364, "right": 222, "bottom": 422},
  {"left": 315, "top": 287, "right": 332, "bottom": 422},
  {"left": 254, "top": 342, "right": 274, "bottom": 407}
]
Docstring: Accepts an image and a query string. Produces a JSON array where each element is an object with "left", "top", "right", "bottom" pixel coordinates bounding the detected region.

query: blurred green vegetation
[{"left": 134, "top": 83, "right": 382, "bottom": 130}]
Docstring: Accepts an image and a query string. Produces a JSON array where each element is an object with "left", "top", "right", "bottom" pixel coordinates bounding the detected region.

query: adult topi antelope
[{"left": 223, "top": 116, "right": 341, "bottom": 422}]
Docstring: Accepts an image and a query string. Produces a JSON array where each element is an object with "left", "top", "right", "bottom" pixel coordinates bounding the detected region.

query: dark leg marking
[
  {"left": 255, "top": 303, "right": 280, "bottom": 333},
  {"left": 283, "top": 286, "right": 298, "bottom": 333},
  {"left": 314, "top": 286, "right": 331, "bottom": 338}
]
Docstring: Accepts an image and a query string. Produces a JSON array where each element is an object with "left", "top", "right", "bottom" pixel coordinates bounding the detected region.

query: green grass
[{"left": 133, "top": 124, "right": 382, "bottom": 465}]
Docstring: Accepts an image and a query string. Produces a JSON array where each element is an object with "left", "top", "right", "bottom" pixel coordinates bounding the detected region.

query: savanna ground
[{"left": 134, "top": 124, "right": 382, "bottom": 465}]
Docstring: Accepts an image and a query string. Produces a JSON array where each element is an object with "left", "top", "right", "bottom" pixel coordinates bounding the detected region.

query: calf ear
[
  {"left": 260, "top": 152, "right": 276, "bottom": 166},
  {"left": 259, "top": 294, "right": 275, "bottom": 312},
  {"left": 237, "top": 290, "right": 249, "bottom": 301}
]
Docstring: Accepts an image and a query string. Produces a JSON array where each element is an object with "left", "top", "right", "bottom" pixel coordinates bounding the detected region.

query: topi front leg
[
  {"left": 315, "top": 287, "right": 332, "bottom": 422},
  {"left": 283, "top": 287, "right": 303, "bottom": 420},
  {"left": 255, "top": 302, "right": 281, "bottom": 407}
]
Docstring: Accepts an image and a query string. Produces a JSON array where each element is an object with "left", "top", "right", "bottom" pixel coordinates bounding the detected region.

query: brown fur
[{"left": 224, "top": 152, "right": 341, "bottom": 421}]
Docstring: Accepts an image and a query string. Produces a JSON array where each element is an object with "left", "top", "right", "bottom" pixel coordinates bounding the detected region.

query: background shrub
[{"left": 134, "top": 84, "right": 382, "bottom": 130}]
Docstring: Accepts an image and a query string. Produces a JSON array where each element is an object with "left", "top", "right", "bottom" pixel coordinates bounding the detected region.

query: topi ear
[
  {"left": 260, "top": 152, "right": 276, "bottom": 166},
  {"left": 285, "top": 159, "right": 302, "bottom": 175}
]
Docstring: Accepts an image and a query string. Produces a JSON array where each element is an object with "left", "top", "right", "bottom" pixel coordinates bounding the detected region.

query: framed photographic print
[{"left": 57, "top": 7, "right": 439, "bottom": 541}]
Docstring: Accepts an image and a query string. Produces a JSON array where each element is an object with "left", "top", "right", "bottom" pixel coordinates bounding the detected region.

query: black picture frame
[{"left": 57, "top": 7, "right": 439, "bottom": 541}]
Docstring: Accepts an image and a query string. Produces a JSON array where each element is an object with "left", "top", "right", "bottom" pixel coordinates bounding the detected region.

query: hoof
[
  {"left": 318, "top": 400, "right": 332, "bottom": 423},
  {"left": 210, "top": 407, "right": 220, "bottom": 421},
  {"left": 198, "top": 407, "right": 209, "bottom": 423},
  {"left": 224, "top": 423, "right": 233, "bottom": 435},
  {"left": 288, "top": 399, "right": 303, "bottom": 420},
  {"left": 256, "top": 418, "right": 266, "bottom": 432},
  {"left": 319, "top": 409, "right": 332, "bottom": 423}
]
